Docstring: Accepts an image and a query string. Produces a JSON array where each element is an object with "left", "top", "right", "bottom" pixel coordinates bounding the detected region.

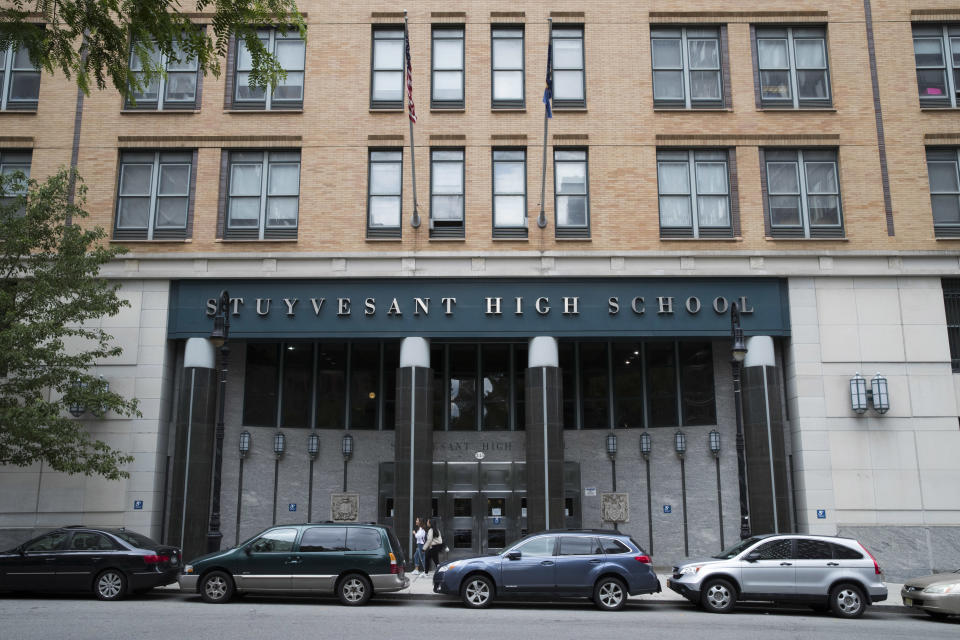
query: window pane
[
  {"left": 369, "top": 195, "right": 401, "bottom": 227},
  {"left": 167, "top": 42, "right": 198, "bottom": 71},
  {"left": 299, "top": 527, "right": 346, "bottom": 552},
  {"left": 556, "top": 162, "right": 586, "bottom": 194},
  {"left": 797, "top": 70, "right": 829, "bottom": 99},
  {"left": 482, "top": 344, "right": 510, "bottom": 430},
  {"left": 493, "top": 38, "right": 522, "bottom": 69},
  {"left": 449, "top": 345, "right": 477, "bottom": 430},
  {"left": 243, "top": 343, "right": 279, "bottom": 426},
  {"left": 805, "top": 162, "right": 838, "bottom": 193},
  {"left": 697, "top": 196, "right": 730, "bottom": 227},
  {"left": 760, "top": 70, "right": 792, "bottom": 99},
  {"left": 231, "top": 164, "right": 262, "bottom": 196},
  {"left": 281, "top": 343, "right": 313, "bottom": 428},
  {"left": 680, "top": 342, "right": 715, "bottom": 425},
  {"left": 579, "top": 342, "right": 609, "bottom": 428},
  {"left": 155, "top": 197, "right": 188, "bottom": 228},
  {"left": 432, "top": 195, "right": 463, "bottom": 220},
  {"left": 350, "top": 343, "right": 379, "bottom": 429},
  {"left": 494, "top": 195, "right": 525, "bottom": 227},
  {"left": 266, "top": 197, "right": 298, "bottom": 226},
  {"left": 375, "top": 39, "right": 404, "bottom": 69},
  {"left": 346, "top": 528, "right": 382, "bottom": 552},
  {"left": 646, "top": 342, "right": 678, "bottom": 427},
  {"left": 433, "top": 71, "right": 463, "bottom": 100},
  {"left": 651, "top": 39, "right": 682, "bottom": 68},
  {"left": 165, "top": 73, "right": 197, "bottom": 102},
  {"left": 370, "top": 162, "right": 401, "bottom": 195},
  {"left": 658, "top": 162, "right": 690, "bottom": 195},
  {"left": 493, "top": 70, "right": 523, "bottom": 100},
  {"left": 653, "top": 71, "right": 684, "bottom": 100},
  {"left": 696, "top": 162, "right": 727, "bottom": 194},
  {"left": 494, "top": 160, "right": 524, "bottom": 193},
  {"left": 273, "top": 72, "right": 304, "bottom": 100},
  {"left": 612, "top": 342, "right": 644, "bottom": 429},
  {"left": 268, "top": 163, "right": 300, "bottom": 196},
  {"left": 229, "top": 198, "right": 261, "bottom": 226},
  {"left": 755, "top": 539, "right": 792, "bottom": 560},
  {"left": 758, "top": 39, "right": 789, "bottom": 68},
  {"left": 133, "top": 76, "right": 160, "bottom": 102},
  {"left": 316, "top": 343, "right": 346, "bottom": 428},
  {"left": 796, "top": 539, "right": 833, "bottom": 560},
  {"left": 158, "top": 165, "right": 189, "bottom": 195},
  {"left": 276, "top": 40, "right": 305, "bottom": 71},
  {"left": 767, "top": 162, "right": 800, "bottom": 193},
  {"left": 515, "top": 536, "right": 555, "bottom": 557},
  {"left": 915, "top": 38, "right": 945, "bottom": 66},
  {"left": 795, "top": 39, "right": 826, "bottom": 68},
  {"left": 553, "top": 38, "right": 583, "bottom": 68},
  {"left": 917, "top": 69, "right": 948, "bottom": 97},
  {"left": 557, "top": 195, "right": 587, "bottom": 227},
  {"left": 559, "top": 342, "right": 577, "bottom": 428},
  {"left": 559, "top": 536, "right": 599, "bottom": 556},
  {"left": 690, "top": 71, "right": 721, "bottom": 100},
  {"left": 660, "top": 196, "right": 692, "bottom": 227},
  {"left": 928, "top": 161, "right": 960, "bottom": 192},
  {"left": 932, "top": 194, "right": 960, "bottom": 224},
  {"left": 372, "top": 71, "right": 403, "bottom": 101},
  {"left": 433, "top": 162, "right": 463, "bottom": 193},
  {"left": 117, "top": 198, "right": 150, "bottom": 228},
  {"left": 807, "top": 195, "right": 840, "bottom": 226},
  {"left": 770, "top": 195, "right": 802, "bottom": 226},
  {"left": 120, "top": 164, "right": 153, "bottom": 196},
  {"left": 552, "top": 70, "right": 584, "bottom": 100},
  {"left": 235, "top": 72, "right": 266, "bottom": 101},
  {"left": 434, "top": 39, "right": 463, "bottom": 70},
  {"left": 688, "top": 39, "right": 719, "bottom": 69},
  {"left": 9, "top": 71, "right": 40, "bottom": 101}
]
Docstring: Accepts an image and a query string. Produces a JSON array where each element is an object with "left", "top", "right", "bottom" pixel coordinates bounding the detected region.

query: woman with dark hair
[
  {"left": 412, "top": 516, "right": 426, "bottom": 574},
  {"left": 423, "top": 518, "right": 443, "bottom": 574}
]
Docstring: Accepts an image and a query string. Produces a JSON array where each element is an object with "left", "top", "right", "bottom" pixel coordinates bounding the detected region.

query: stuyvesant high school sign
[{"left": 167, "top": 278, "right": 790, "bottom": 339}]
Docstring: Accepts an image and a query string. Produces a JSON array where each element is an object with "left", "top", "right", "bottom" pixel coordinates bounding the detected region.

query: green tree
[
  {"left": 0, "top": 1, "right": 304, "bottom": 100},
  {"left": 0, "top": 168, "right": 139, "bottom": 480}
]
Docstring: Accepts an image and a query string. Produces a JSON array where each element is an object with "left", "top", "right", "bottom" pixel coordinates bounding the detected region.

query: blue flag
[{"left": 543, "top": 38, "right": 553, "bottom": 118}]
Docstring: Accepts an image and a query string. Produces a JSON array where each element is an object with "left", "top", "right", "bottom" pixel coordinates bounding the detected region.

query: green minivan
[{"left": 178, "top": 523, "right": 408, "bottom": 605}]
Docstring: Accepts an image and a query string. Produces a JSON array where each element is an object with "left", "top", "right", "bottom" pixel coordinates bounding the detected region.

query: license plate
[{"left": 904, "top": 597, "right": 912, "bottom": 606}]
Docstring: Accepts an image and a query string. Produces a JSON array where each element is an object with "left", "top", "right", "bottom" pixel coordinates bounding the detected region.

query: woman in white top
[{"left": 413, "top": 517, "right": 426, "bottom": 573}]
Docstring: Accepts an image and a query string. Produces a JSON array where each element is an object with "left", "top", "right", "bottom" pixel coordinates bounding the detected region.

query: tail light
[
  {"left": 389, "top": 552, "right": 400, "bottom": 574},
  {"left": 858, "top": 543, "right": 882, "bottom": 576},
  {"left": 143, "top": 555, "right": 170, "bottom": 565},
  {"left": 635, "top": 555, "right": 652, "bottom": 564}
]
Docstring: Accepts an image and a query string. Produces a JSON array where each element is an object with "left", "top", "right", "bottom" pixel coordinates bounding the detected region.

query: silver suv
[{"left": 667, "top": 534, "right": 887, "bottom": 618}]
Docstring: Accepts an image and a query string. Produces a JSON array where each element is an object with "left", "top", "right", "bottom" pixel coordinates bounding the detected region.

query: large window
[
  {"left": 127, "top": 40, "right": 200, "bottom": 110},
  {"left": 225, "top": 150, "right": 301, "bottom": 240},
  {"left": 754, "top": 26, "right": 831, "bottom": 108},
  {"left": 492, "top": 27, "right": 524, "bottom": 108},
  {"left": 551, "top": 26, "right": 585, "bottom": 108},
  {"left": 943, "top": 279, "right": 960, "bottom": 372},
  {"left": 0, "top": 150, "right": 31, "bottom": 212},
  {"left": 432, "top": 343, "right": 527, "bottom": 431},
  {"left": 114, "top": 150, "right": 194, "bottom": 240},
  {"left": 493, "top": 149, "right": 527, "bottom": 238},
  {"left": 371, "top": 28, "right": 405, "bottom": 109},
  {"left": 651, "top": 26, "right": 725, "bottom": 109},
  {"left": 914, "top": 25, "right": 960, "bottom": 107},
  {"left": 232, "top": 28, "right": 305, "bottom": 110},
  {"left": 926, "top": 148, "right": 960, "bottom": 237},
  {"left": 554, "top": 149, "right": 589, "bottom": 238},
  {"left": 430, "top": 148, "right": 464, "bottom": 238},
  {"left": 0, "top": 42, "right": 40, "bottom": 111},
  {"left": 367, "top": 149, "right": 402, "bottom": 239},
  {"left": 657, "top": 149, "right": 732, "bottom": 238},
  {"left": 762, "top": 148, "right": 843, "bottom": 238},
  {"left": 432, "top": 27, "right": 464, "bottom": 108}
]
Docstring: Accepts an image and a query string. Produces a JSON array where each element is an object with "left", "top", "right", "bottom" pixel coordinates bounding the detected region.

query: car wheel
[
  {"left": 200, "top": 570, "right": 234, "bottom": 604},
  {"left": 700, "top": 578, "right": 736, "bottom": 614},
  {"left": 337, "top": 573, "right": 372, "bottom": 606},
  {"left": 593, "top": 576, "right": 627, "bottom": 611},
  {"left": 829, "top": 583, "right": 866, "bottom": 619},
  {"left": 461, "top": 574, "right": 494, "bottom": 609},
  {"left": 94, "top": 569, "right": 127, "bottom": 601}
]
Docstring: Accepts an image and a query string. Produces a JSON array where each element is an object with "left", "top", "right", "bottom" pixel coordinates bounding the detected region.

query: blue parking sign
[
  {"left": 816, "top": 509, "right": 826, "bottom": 519},
  {"left": 288, "top": 503, "right": 297, "bottom": 512},
  {"left": 663, "top": 505, "right": 672, "bottom": 514},
  {"left": 133, "top": 500, "right": 143, "bottom": 510}
]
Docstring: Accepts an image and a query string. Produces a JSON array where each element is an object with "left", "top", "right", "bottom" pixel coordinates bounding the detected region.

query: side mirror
[
  {"left": 745, "top": 551, "right": 761, "bottom": 563},
  {"left": 244, "top": 545, "right": 253, "bottom": 555},
  {"left": 17, "top": 546, "right": 25, "bottom": 556},
  {"left": 507, "top": 551, "right": 522, "bottom": 560}
]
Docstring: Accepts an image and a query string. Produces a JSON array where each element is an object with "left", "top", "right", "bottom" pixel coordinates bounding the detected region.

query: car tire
[
  {"left": 593, "top": 576, "right": 627, "bottom": 611},
  {"left": 829, "top": 583, "right": 866, "bottom": 619},
  {"left": 461, "top": 574, "right": 494, "bottom": 609},
  {"left": 337, "top": 573, "right": 372, "bottom": 606},
  {"left": 200, "top": 570, "right": 234, "bottom": 604},
  {"left": 94, "top": 569, "right": 127, "bottom": 601},
  {"left": 700, "top": 578, "right": 736, "bottom": 614}
]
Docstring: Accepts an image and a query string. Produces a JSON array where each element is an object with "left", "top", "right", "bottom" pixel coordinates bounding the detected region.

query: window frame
[
  {"left": 429, "top": 147, "right": 465, "bottom": 238},
  {"left": 113, "top": 150, "right": 195, "bottom": 240},
  {"left": 0, "top": 149, "right": 31, "bottom": 213},
  {"left": 553, "top": 147, "right": 590, "bottom": 238},
  {"left": 370, "top": 27, "right": 405, "bottom": 110},
  {"left": 231, "top": 27, "right": 305, "bottom": 111},
  {"left": 761, "top": 147, "right": 844, "bottom": 238},
  {"left": 914, "top": 24, "right": 960, "bottom": 108},
  {"left": 491, "top": 26, "right": 525, "bottom": 109},
  {"left": 224, "top": 149, "right": 301, "bottom": 240},
  {"left": 550, "top": 26, "right": 586, "bottom": 109},
  {"left": 126, "top": 39, "right": 201, "bottom": 111},
  {"left": 367, "top": 148, "right": 403, "bottom": 239},
  {"left": 753, "top": 25, "right": 832, "bottom": 109},
  {"left": 492, "top": 147, "right": 528, "bottom": 238},
  {"left": 651, "top": 26, "right": 726, "bottom": 109},
  {"left": 431, "top": 26, "right": 465, "bottom": 109},
  {"left": 0, "top": 41, "right": 41, "bottom": 111},
  {"left": 926, "top": 147, "right": 960, "bottom": 237},
  {"left": 656, "top": 148, "right": 733, "bottom": 238}
]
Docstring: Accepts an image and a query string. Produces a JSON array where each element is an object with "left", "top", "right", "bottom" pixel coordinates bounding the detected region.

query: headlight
[
  {"left": 678, "top": 566, "right": 701, "bottom": 576},
  {"left": 438, "top": 562, "right": 457, "bottom": 573},
  {"left": 183, "top": 565, "right": 194, "bottom": 574},
  {"left": 924, "top": 582, "right": 960, "bottom": 594}
]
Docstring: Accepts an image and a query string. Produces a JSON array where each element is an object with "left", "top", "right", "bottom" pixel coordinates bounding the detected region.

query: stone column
[
  {"left": 393, "top": 337, "right": 433, "bottom": 561},
  {"left": 525, "top": 337, "right": 565, "bottom": 532}
]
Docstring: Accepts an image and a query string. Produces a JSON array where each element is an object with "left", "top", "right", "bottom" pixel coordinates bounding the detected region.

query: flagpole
[
  {"left": 537, "top": 17, "right": 552, "bottom": 229},
  {"left": 405, "top": 10, "right": 421, "bottom": 228}
]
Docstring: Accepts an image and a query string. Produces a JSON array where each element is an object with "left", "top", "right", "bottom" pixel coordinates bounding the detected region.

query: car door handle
[
  {"left": 588, "top": 559, "right": 602, "bottom": 564},
  {"left": 780, "top": 562, "right": 792, "bottom": 567},
  {"left": 285, "top": 559, "right": 301, "bottom": 565},
  {"left": 89, "top": 557, "right": 101, "bottom": 562},
  {"left": 827, "top": 562, "right": 839, "bottom": 567},
  {"left": 540, "top": 561, "right": 554, "bottom": 566}
]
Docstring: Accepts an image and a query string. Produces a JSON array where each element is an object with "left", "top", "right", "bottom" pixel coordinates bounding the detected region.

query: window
[
  {"left": 250, "top": 528, "right": 297, "bottom": 553},
  {"left": 346, "top": 528, "right": 383, "bottom": 552},
  {"left": 796, "top": 539, "right": 833, "bottom": 560},
  {"left": 232, "top": 28, "right": 304, "bottom": 110},
  {"left": 24, "top": 532, "right": 69, "bottom": 552},
  {"left": 371, "top": 28, "right": 405, "bottom": 109},
  {"left": 367, "top": 150, "right": 402, "bottom": 238},
  {"left": 914, "top": 25, "right": 960, "bottom": 107},
  {"left": 492, "top": 27, "right": 524, "bottom": 108},
  {"left": 430, "top": 148, "right": 464, "bottom": 238},
  {"left": 69, "top": 532, "right": 118, "bottom": 551},
  {"left": 299, "top": 527, "right": 347, "bottom": 552},
  {"left": 114, "top": 151, "right": 193, "bottom": 240},
  {"left": 752, "top": 539, "right": 792, "bottom": 560},
  {"left": 755, "top": 26, "right": 831, "bottom": 108},
  {"left": 831, "top": 543, "right": 864, "bottom": 560},
  {"left": 943, "top": 279, "right": 960, "bottom": 372},
  {"left": 558, "top": 536, "right": 601, "bottom": 556},
  {"left": 432, "top": 27, "right": 464, "bottom": 108},
  {"left": 657, "top": 149, "right": 732, "bottom": 237},
  {"left": 0, "top": 42, "right": 40, "bottom": 111},
  {"left": 225, "top": 150, "right": 300, "bottom": 239},
  {"left": 651, "top": 26, "right": 725, "bottom": 109},
  {"left": 762, "top": 148, "right": 843, "bottom": 238},
  {"left": 513, "top": 536, "right": 555, "bottom": 557},
  {"left": 600, "top": 538, "right": 631, "bottom": 554},
  {"left": 551, "top": 26, "right": 585, "bottom": 108},
  {"left": 927, "top": 148, "right": 960, "bottom": 237},
  {"left": 0, "top": 150, "right": 31, "bottom": 212},
  {"left": 493, "top": 149, "right": 527, "bottom": 237},
  {"left": 554, "top": 149, "right": 589, "bottom": 238},
  {"left": 127, "top": 40, "right": 200, "bottom": 110}
]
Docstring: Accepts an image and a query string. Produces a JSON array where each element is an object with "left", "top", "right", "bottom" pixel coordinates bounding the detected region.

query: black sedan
[{"left": 0, "top": 526, "right": 180, "bottom": 600}]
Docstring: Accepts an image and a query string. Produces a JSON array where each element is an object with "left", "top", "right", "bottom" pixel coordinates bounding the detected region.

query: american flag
[
  {"left": 543, "top": 35, "right": 553, "bottom": 119},
  {"left": 405, "top": 24, "right": 417, "bottom": 124}
]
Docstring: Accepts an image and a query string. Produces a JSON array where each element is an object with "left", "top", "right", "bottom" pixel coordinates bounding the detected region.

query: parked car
[
  {"left": 432, "top": 529, "right": 661, "bottom": 611},
  {"left": 179, "top": 522, "right": 408, "bottom": 605},
  {"left": 901, "top": 569, "right": 960, "bottom": 620},
  {"left": 667, "top": 534, "right": 887, "bottom": 618},
  {"left": 0, "top": 526, "right": 181, "bottom": 600}
]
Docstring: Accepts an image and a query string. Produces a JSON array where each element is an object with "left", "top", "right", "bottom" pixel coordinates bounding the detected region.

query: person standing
[
  {"left": 412, "top": 517, "right": 426, "bottom": 574},
  {"left": 423, "top": 518, "right": 443, "bottom": 574}
]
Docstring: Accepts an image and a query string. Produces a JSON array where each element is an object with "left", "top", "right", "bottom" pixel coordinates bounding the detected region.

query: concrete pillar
[
  {"left": 525, "top": 337, "right": 565, "bottom": 532},
  {"left": 393, "top": 338, "right": 433, "bottom": 560}
]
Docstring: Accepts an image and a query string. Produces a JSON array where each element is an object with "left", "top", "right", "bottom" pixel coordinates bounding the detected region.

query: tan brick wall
[{"left": 13, "top": 1, "right": 960, "bottom": 254}]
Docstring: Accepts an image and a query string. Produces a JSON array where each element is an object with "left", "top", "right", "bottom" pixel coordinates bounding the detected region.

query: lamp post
[
  {"left": 272, "top": 431, "right": 285, "bottom": 525},
  {"left": 235, "top": 431, "right": 250, "bottom": 545},
  {"left": 709, "top": 429, "right": 725, "bottom": 551},
  {"left": 606, "top": 433, "right": 618, "bottom": 530},
  {"left": 675, "top": 430, "right": 689, "bottom": 557},
  {"left": 206, "top": 290, "right": 230, "bottom": 553},
  {"left": 730, "top": 301, "right": 751, "bottom": 540},
  {"left": 640, "top": 432, "right": 653, "bottom": 554},
  {"left": 341, "top": 434, "right": 353, "bottom": 492},
  {"left": 307, "top": 433, "right": 320, "bottom": 521}
]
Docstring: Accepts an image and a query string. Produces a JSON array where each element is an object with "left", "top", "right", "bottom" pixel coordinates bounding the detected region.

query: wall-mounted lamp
[
  {"left": 675, "top": 430, "right": 689, "bottom": 556},
  {"left": 674, "top": 430, "right": 687, "bottom": 458},
  {"left": 69, "top": 379, "right": 86, "bottom": 417},
  {"left": 709, "top": 430, "right": 721, "bottom": 458},
  {"left": 639, "top": 430, "right": 653, "bottom": 553},
  {"left": 236, "top": 430, "right": 251, "bottom": 545},
  {"left": 341, "top": 434, "right": 354, "bottom": 460},
  {"left": 605, "top": 433, "right": 617, "bottom": 459},
  {"left": 307, "top": 433, "right": 320, "bottom": 459},
  {"left": 639, "top": 431, "right": 651, "bottom": 459},
  {"left": 709, "top": 428, "right": 725, "bottom": 550},
  {"left": 273, "top": 431, "right": 286, "bottom": 458},
  {"left": 239, "top": 431, "right": 251, "bottom": 458},
  {"left": 850, "top": 372, "right": 889, "bottom": 415},
  {"left": 89, "top": 376, "right": 109, "bottom": 417}
]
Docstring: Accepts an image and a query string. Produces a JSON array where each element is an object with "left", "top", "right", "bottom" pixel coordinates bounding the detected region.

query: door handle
[
  {"left": 588, "top": 559, "right": 602, "bottom": 564},
  {"left": 780, "top": 562, "right": 792, "bottom": 566},
  {"left": 827, "top": 562, "right": 839, "bottom": 567},
  {"left": 540, "top": 561, "right": 554, "bottom": 566},
  {"left": 90, "top": 557, "right": 101, "bottom": 562},
  {"left": 45, "top": 558, "right": 57, "bottom": 562}
]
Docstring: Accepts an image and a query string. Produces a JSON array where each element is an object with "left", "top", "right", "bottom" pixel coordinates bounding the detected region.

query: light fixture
[
  {"left": 850, "top": 372, "right": 868, "bottom": 414},
  {"left": 731, "top": 301, "right": 748, "bottom": 363},
  {"left": 68, "top": 379, "right": 86, "bottom": 417},
  {"left": 871, "top": 373, "right": 889, "bottom": 414},
  {"left": 850, "top": 372, "right": 889, "bottom": 415},
  {"left": 639, "top": 431, "right": 651, "bottom": 459},
  {"left": 239, "top": 431, "right": 251, "bottom": 458},
  {"left": 341, "top": 434, "right": 354, "bottom": 460},
  {"left": 307, "top": 433, "right": 320, "bottom": 459},
  {"left": 674, "top": 430, "right": 687, "bottom": 457},
  {"left": 90, "top": 376, "right": 109, "bottom": 417},
  {"left": 709, "top": 430, "right": 721, "bottom": 457},
  {"left": 605, "top": 433, "right": 617, "bottom": 459},
  {"left": 273, "top": 431, "right": 286, "bottom": 458}
]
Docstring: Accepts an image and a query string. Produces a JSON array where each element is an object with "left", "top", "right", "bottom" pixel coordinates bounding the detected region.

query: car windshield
[
  {"left": 712, "top": 536, "right": 764, "bottom": 560},
  {"left": 110, "top": 530, "right": 160, "bottom": 549}
]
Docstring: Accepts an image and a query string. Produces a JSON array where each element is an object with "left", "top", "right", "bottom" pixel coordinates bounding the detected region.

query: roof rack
[{"left": 540, "top": 528, "right": 622, "bottom": 535}]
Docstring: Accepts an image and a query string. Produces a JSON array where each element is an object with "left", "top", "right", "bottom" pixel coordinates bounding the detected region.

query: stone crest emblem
[
  {"left": 601, "top": 492, "right": 629, "bottom": 523},
  {"left": 330, "top": 493, "right": 359, "bottom": 522}
]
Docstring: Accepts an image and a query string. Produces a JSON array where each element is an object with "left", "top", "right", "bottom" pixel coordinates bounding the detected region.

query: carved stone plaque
[
  {"left": 331, "top": 493, "right": 359, "bottom": 522},
  {"left": 601, "top": 493, "right": 629, "bottom": 523}
]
